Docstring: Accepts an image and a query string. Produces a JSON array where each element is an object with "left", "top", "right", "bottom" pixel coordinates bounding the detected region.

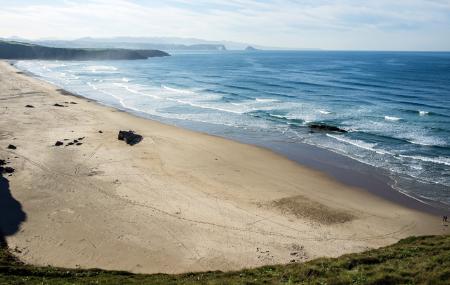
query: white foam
[
  {"left": 162, "top": 84, "right": 194, "bottom": 94},
  {"left": 115, "top": 83, "right": 247, "bottom": 114},
  {"left": 419, "top": 110, "right": 429, "bottom": 116},
  {"left": 42, "top": 62, "right": 68, "bottom": 68},
  {"left": 113, "top": 83, "right": 161, "bottom": 99},
  {"left": 87, "top": 82, "right": 98, "bottom": 90},
  {"left": 171, "top": 99, "right": 245, "bottom": 114},
  {"left": 255, "top": 98, "right": 279, "bottom": 103},
  {"left": 384, "top": 116, "right": 401, "bottom": 121},
  {"left": 407, "top": 139, "right": 435, "bottom": 146},
  {"left": 405, "top": 134, "right": 447, "bottom": 147},
  {"left": 269, "top": 114, "right": 287, "bottom": 119},
  {"left": 319, "top": 110, "right": 331, "bottom": 115},
  {"left": 326, "top": 134, "right": 389, "bottom": 155},
  {"left": 122, "top": 77, "right": 130, "bottom": 82},
  {"left": 86, "top": 65, "right": 118, "bottom": 73},
  {"left": 400, "top": 155, "right": 450, "bottom": 166}
]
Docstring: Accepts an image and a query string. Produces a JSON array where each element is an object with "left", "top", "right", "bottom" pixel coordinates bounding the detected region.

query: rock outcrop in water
[
  {"left": 308, "top": 123, "right": 347, "bottom": 133},
  {"left": 0, "top": 40, "right": 169, "bottom": 60},
  {"left": 245, "top": 46, "right": 258, "bottom": 51}
]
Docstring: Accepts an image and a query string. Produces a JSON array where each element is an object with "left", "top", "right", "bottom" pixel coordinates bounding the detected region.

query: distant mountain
[
  {"left": 245, "top": 46, "right": 258, "bottom": 51},
  {"left": 63, "top": 37, "right": 254, "bottom": 50},
  {"left": 0, "top": 40, "right": 169, "bottom": 60},
  {"left": 1, "top": 36, "right": 319, "bottom": 51},
  {"left": 26, "top": 38, "right": 227, "bottom": 52}
]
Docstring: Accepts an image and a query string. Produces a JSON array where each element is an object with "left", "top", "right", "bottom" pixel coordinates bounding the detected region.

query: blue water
[{"left": 15, "top": 51, "right": 450, "bottom": 206}]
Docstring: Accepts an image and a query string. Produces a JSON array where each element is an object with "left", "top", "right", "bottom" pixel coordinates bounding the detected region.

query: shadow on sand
[{"left": 0, "top": 173, "right": 26, "bottom": 248}]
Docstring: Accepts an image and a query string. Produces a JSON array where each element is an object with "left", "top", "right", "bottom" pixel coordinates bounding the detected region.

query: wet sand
[{"left": 0, "top": 60, "right": 448, "bottom": 274}]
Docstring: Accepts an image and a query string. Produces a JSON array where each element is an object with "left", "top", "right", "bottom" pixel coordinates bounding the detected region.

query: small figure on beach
[{"left": 443, "top": 215, "right": 448, "bottom": 223}]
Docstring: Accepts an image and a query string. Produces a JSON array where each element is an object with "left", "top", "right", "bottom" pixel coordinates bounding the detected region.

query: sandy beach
[{"left": 0, "top": 60, "right": 448, "bottom": 274}]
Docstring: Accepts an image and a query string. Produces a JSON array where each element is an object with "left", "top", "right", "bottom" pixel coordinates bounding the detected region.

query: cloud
[{"left": 0, "top": 0, "right": 449, "bottom": 50}]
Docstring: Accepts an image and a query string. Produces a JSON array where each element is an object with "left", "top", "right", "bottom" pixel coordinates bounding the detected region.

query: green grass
[{"left": 0, "top": 235, "right": 449, "bottom": 284}]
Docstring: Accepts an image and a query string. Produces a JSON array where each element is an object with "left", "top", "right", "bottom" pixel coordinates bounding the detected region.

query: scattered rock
[
  {"left": 53, "top": 103, "right": 65, "bottom": 107},
  {"left": 70, "top": 102, "right": 77, "bottom": 104},
  {"left": 67, "top": 142, "right": 74, "bottom": 146},
  {"left": 55, "top": 141, "right": 64, "bottom": 146},
  {"left": 25, "top": 105, "right": 34, "bottom": 108},
  {"left": 77, "top": 137, "right": 85, "bottom": 140},
  {"left": 74, "top": 140, "right": 79, "bottom": 143},
  {"left": 0, "top": 159, "right": 6, "bottom": 165},
  {"left": 118, "top": 130, "right": 143, "bottom": 146},
  {"left": 0, "top": 166, "right": 15, "bottom": 174},
  {"left": 98, "top": 130, "right": 103, "bottom": 133},
  {"left": 63, "top": 139, "right": 69, "bottom": 141},
  {"left": 308, "top": 123, "right": 347, "bottom": 133},
  {"left": 76, "top": 143, "right": 83, "bottom": 146},
  {"left": 7, "top": 144, "right": 17, "bottom": 150}
]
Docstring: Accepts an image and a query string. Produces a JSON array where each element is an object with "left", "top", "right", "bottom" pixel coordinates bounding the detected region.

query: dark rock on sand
[
  {"left": 70, "top": 102, "right": 77, "bottom": 104},
  {"left": 66, "top": 142, "right": 74, "bottom": 146},
  {"left": 25, "top": 105, "right": 34, "bottom": 108},
  {"left": 53, "top": 103, "right": 65, "bottom": 107},
  {"left": 0, "top": 159, "right": 6, "bottom": 165},
  {"left": 308, "top": 123, "right": 347, "bottom": 133},
  {"left": 98, "top": 130, "right": 103, "bottom": 133},
  {"left": 55, "top": 141, "right": 64, "bottom": 146},
  {"left": 118, "top": 130, "right": 143, "bottom": 146},
  {"left": 0, "top": 166, "right": 15, "bottom": 174},
  {"left": 7, "top": 144, "right": 16, "bottom": 150},
  {"left": 76, "top": 143, "right": 83, "bottom": 146}
]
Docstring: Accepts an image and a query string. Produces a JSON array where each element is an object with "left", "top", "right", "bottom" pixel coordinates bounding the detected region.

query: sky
[{"left": 0, "top": 0, "right": 450, "bottom": 50}]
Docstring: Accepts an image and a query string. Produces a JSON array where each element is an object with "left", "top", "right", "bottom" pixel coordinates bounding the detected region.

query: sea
[{"left": 15, "top": 51, "right": 450, "bottom": 210}]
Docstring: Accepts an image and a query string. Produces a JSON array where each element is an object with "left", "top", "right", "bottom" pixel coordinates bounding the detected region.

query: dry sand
[{"left": 0, "top": 60, "right": 448, "bottom": 274}]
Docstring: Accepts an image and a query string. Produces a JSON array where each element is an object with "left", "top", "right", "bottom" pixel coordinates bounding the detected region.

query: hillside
[
  {"left": 0, "top": 235, "right": 448, "bottom": 284},
  {"left": 0, "top": 41, "right": 169, "bottom": 60},
  {"left": 32, "top": 40, "right": 227, "bottom": 51}
]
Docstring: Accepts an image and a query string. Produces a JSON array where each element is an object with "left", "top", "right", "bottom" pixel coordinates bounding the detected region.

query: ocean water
[{"left": 15, "top": 51, "right": 450, "bottom": 207}]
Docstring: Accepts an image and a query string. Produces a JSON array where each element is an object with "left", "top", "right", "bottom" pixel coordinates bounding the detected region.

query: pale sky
[{"left": 1, "top": 0, "right": 450, "bottom": 50}]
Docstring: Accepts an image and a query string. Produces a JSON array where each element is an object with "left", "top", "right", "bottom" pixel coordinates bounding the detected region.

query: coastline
[
  {"left": 1, "top": 60, "right": 448, "bottom": 274},
  {"left": 13, "top": 59, "right": 448, "bottom": 216}
]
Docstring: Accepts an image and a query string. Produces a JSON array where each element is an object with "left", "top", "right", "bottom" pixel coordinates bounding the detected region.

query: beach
[{"left": 0, "top": 60, "right": 448, "bottom": 274}]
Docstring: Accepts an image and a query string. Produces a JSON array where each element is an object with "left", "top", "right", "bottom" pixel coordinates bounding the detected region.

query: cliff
[{"left": 0, "top": 41, "right": 169, "bottom": 60}]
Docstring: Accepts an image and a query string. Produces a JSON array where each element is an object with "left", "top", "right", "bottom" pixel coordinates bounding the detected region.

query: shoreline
[
  {"left": 11, "top": 60, "right": 448, "bottom": 216},
  {"left": 1, "top": 60, "right": 448, "bottom": 274}
]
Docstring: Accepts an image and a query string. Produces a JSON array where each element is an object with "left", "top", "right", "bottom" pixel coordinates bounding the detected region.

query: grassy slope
[{"left": 0, "top": 235, "right": 449, "bottom": 285}]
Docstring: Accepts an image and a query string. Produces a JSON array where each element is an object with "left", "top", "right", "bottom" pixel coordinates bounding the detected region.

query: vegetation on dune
[{"left": 0, "top": 235, "right": 449, "bottom": 284}]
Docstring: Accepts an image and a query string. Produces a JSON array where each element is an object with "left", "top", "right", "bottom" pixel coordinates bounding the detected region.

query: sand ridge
[{"left": 0, "top": 60, "right": 448, "bottom": 274}]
